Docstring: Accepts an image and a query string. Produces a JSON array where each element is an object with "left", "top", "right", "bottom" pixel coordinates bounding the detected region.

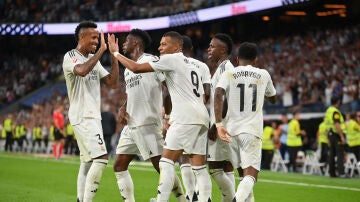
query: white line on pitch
[{"left": 257, "top": 179, "right": 360, "bottom": 192}]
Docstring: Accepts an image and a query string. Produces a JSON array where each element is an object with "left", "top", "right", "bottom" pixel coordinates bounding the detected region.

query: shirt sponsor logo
[
  {"left": 88, "top": 70, "right": 98, "bottom": 80},
  {"left": 126, "top": 75, "right": 142, "bottom": 88}
]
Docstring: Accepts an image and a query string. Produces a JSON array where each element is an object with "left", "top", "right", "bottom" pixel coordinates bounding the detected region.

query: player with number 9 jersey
[{"left": 149, "top": 53, "right": 209, "bottom": 126}]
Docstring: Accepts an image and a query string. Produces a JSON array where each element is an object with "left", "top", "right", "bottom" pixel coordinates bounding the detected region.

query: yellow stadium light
[
  {"left": 262, "top": 16, "right": 270, "bottom": 21},
  {"left": 324, "top": 4, "right": 346, "bottom": 9},
  {"left": 285, "top": 11, "right": 307, "bottom": 16}
]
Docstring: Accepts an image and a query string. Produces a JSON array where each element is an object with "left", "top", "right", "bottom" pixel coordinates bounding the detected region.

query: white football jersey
[
  {"left": 62, "top": 49, "right": 109, "bottom": 125},
  {"left": 216, "top": 65, "right": 276, "bottom": 138},
  {"left": 125, "top": 53, "right": 165, "bottom": 127},
  {"left": 209, "top": 60, "right": 234, "bottom": 124},
  {"left": 149, "top": 52, "right": 209, "bottom": 126},
  {"left": 187, "top": 57, "right": 211, "bottom": 85}
]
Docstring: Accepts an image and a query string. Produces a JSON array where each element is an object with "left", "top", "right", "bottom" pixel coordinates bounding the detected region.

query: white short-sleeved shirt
[
  {"left": 188, "top": 57, "right": 211, "bottom": 85},
  {"left": 125, "top": 53, "right": 165, "bottom": 127},
  {"left": 149, "top": 52, "right": 209, "bottom": 126},
  {"left": 63, "top": 49, "right": 109, "bottom": 125},
  {"left": 216, "top": 65, "right": 276, "bottom": 138},
  {"left": 209, "top": 60, "right": 234, "bottom": 124}
]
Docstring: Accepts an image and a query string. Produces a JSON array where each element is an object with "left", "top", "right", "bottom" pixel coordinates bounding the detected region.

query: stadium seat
[
  {"left": 344, "top": 153, "right": 359, "bottom": 178},
  {"left": 302, "top": 150, "right": 325, "bottom": 175},
  {"left": 271, "top": 149, "right": 288, "bottom": 173}
]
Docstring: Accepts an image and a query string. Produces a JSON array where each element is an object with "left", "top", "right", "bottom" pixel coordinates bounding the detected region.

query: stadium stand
[{"left": 0, "top": 0, "right": 245, "bottom": 23}]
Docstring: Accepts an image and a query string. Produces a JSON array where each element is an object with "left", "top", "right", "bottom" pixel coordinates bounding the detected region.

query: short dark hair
[
  {"left": 129, "top": 29, "right": 152, "bottom": 49},
  {"left": 163, "top": 31, "right": 183, "bottom": 47},
  {"left": 214, "top": 33, "right": 233, "bottom": 55},
  {"left": 331, "top": 96, "right": 341, "bottom": 105},
  {"left": 181, "top": 35, "right": 193, "bottom": 51},
  {"left": 237, "top": 42, "right": 258, "bottom": 61},
  {"left": 75, "top": 21, "right": 97, "bottom": 42}
]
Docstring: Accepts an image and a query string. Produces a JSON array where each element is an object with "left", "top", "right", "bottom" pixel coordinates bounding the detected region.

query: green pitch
[{"left": 1, "top": 152, "right": 360, "bottom": 202}]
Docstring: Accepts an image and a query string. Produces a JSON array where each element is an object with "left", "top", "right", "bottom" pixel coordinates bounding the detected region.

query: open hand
[
  {"left": 98, "top": 30, "right": 107, "bottom": 52},
  {"left": 216, "top": 126, "right": 231, "bottom": 143},
  {"left": 107, "top": 33, "right": 119, "bottom": 54}
]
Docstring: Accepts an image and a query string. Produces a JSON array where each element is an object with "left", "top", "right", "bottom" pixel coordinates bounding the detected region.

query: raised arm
[
  {"left": 108, "top": 34, "right": 153, "bottom": 73},
  {"left": 102, "top": 33, "right": 119, "bottom": 89},
  {"left": 74, "top": 30, "right": 107, "bottom": 77}
]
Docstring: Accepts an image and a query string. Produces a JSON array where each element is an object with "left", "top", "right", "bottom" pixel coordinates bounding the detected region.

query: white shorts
[
  {"left": 72, "top": 118, "right": 107, "bottom": 162},
  {"left": 207, "top": 137, "right": 232, "bottom": 162},
  {"left": 116, "top": 124, "right": 163, "bottom": 160},
  {"left": 229, "top": 133, "right": 261, "bottom": 171},
  {"left": 164, "top": 123, "right": 207, "bottom": 155}
]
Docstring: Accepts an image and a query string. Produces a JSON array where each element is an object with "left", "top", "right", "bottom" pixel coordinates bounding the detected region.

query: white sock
[
  {"left": 173, "top": 174, "right": 186, "bottom": 202},
  {"left": 239, "top": 176, "right": 254, "bottom": 202},
  {"left": 210, "top": 169, "right": 235, "bottom": 202},
  {"left": 77, "top": 161, "right": 92, "bottom": 202},
  {"left": 180, "top": 163, "right": 196, "bottom": 200},
  {"left": 115, "top": 170, "right": 135, "bottom": 202},
  {"left": 235, "top": 175, "right": 255, "bottom": 202},
  {"left": 83, "top": 159, "right": 108, "bottom": 202},
  {"left": 193, "top": 165, "right": 212, "bottom": 202},
  {"left": 245, "top": 191, "right": 255, "bottom": 202},
  {"left": 157, "top": 158, "right": 175, "bottom": 202}
]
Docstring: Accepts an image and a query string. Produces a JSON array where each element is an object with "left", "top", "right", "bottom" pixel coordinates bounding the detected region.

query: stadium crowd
[
  {"left": 0, "top": 0, "right": 240, "bottom": 23},
  {"left": 1, "top": 24, "right": 359, "bottom": 113}
]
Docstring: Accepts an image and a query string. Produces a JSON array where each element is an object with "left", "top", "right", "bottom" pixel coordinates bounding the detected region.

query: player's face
[
  {"left": 207, "top": 38, "right": 226, "bottom": 61},
  {"left": 122, "top": 34, "right": 136, "bottom": 56},
  {"left": 79, "top": 28, "right": 100, "bottom": 53},
  {"left": 158, "top": 36, "right": 179, "bottom": 55}
]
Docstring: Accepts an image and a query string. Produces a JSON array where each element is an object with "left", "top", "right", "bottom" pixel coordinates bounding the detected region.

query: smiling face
[
  {"left": 78, "top": 28, "right": 100, "bottom": 54},
  {"left": 207, "top": 38, "right": 226, "bottom": 61},
  {"left": 158, "top": 36, "right": 180, "bottom": 55}
]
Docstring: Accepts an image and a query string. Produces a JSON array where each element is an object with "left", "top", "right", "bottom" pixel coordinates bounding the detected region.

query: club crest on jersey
[{"left": 184, "top": 58, "right": 189, "bottom": 64}]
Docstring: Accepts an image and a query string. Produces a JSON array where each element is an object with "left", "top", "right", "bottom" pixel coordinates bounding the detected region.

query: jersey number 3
[{"left": 237, "top": 83, "right": 257, "bottom": 111}]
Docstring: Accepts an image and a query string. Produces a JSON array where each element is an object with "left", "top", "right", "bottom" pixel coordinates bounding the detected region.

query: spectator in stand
[{"left": 349, "top": 79, "right": 359, "bottom": 112}]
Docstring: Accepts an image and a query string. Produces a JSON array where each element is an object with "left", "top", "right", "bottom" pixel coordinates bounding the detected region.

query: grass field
[{"left": 1, "top": 152, "right": 360, "bottom": 202}]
